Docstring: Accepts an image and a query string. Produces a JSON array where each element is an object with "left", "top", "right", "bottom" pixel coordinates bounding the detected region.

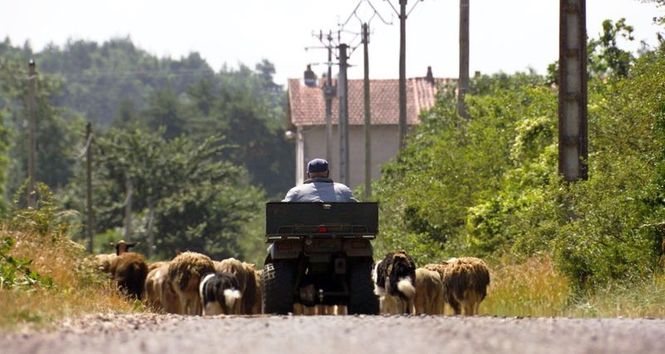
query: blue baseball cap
[{"left": 307, "top": 158, "right": 329, "bottom": 173}]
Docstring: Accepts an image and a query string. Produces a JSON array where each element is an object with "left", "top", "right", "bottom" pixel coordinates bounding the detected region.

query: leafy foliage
[
  {"left": 0, "top": 186, "right": 136, "bottom": 327},
  {"left": 375, "top": 71, "right": 556, "bottom": 263},
  {"left": 552, "top": 49, "right": 665, "bottom": 286},
  {"left": 0, "top": 236, "right": 53, "bottom": 290},
  {"left": 546, "top": 18, "right": 637, "bottom": 84},
  {"left": 64, "top": 129, "right": 263, "bottom": 260},
  {"left": 375, "top": 24, "right": 665, "bottom": 288},
  {"left": 588, "top": 19, "right": 635, "bottom": 78},
  {"left": 0, "top": 110, "right": 9, "bottom": 215},
  {"left": 0, "top": 183, "right": 73, "bottom": 289}
]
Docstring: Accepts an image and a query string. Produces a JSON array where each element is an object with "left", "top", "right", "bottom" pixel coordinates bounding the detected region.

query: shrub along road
[{"left": 1, "top": 314, "right": 665, "bottom": 354}]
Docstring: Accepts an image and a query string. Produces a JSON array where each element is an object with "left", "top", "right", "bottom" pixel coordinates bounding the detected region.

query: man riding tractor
[{"left": 262, "top": 158, "right": 379, "bottom": 315}]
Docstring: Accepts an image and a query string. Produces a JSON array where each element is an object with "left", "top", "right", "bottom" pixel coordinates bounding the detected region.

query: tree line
[{"left": 0, "top": 37, "right": 293, "bottom": 261}]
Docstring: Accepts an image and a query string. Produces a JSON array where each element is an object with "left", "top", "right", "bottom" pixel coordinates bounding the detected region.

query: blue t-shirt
[{"left": 282, "top": 178, "right": 358, "bottom": 202}]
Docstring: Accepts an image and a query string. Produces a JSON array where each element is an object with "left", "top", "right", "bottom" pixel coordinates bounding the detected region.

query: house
[{"left": 286, "top": 69, "right": 455, "bottom": 189}]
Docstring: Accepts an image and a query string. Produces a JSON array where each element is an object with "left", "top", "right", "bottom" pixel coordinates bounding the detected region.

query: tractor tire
[
  {"left": 262, "top": 260, "right": 296, "bottom": 314},
  {"left": 348, "top": 258, "right": 379, "bottom": 315}
]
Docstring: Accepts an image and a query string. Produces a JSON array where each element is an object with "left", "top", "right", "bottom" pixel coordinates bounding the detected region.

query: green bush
[
  {"left": 0, "top": 237, "right": 52, "bottom": 289},
  {"left": 375, "top": 45, "right": 665, "bottom": 288}
]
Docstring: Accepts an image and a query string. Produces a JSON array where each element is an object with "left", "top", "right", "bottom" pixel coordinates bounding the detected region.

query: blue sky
[{"left": 1, "top": 0, "right": 662, "bottom": 84}]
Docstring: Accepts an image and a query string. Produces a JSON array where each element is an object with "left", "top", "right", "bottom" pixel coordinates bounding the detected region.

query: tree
[
  {"left": 547, "top": 18, "right": 636, "bottom": 84},
  {"left": 588, "top": 19, "right": 635, "bottom": 78},
  {"left": 80, "top": 129, "right": 262, "bottom": 259},
  {"left": 143, "top": 88, "right": 186, "bottom": 140},
  {"left": 0, "top": 110, "right": 10, "bottom": 215}
]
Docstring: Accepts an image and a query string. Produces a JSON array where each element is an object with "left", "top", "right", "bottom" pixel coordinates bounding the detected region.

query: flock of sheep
[
  {"left": 96, "top": 241, "right": 490, "bottom": 316},
  {"left": 96, "top": 242, "right": 262, "bottom": 316},
  {"left": 373, "top": 251, "right": 490, "bottom": 316}
]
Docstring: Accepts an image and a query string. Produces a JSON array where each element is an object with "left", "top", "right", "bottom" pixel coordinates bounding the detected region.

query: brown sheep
[
  {"left": 414, "top": 267, "right": 444, "bottom": 315},
  {"left": 94, "top": 240, "right": 137, "bottom": 273},
  {"left": 114, "top": 240, "right": 136, "bottom": 255},
  {"left": 214, "top": 258, "right": 258, "bottom": 315},
  {"left": 94, "top": 253, "right": 117, "bottom": 274},
  {"left": 145, "top": 261, "right": 179, "bottom": 313},
  {"left": 168, "top": 252, "right": 215, "bottom": 315},
  {"left": 432, "top": 257, "right": 490, "bottom": 316},
  {"left": 148, "top": 260, "right": 168, "bottom": 272},
  {"left": 109, "top": 252, "right": 149, "bottom": 300}
]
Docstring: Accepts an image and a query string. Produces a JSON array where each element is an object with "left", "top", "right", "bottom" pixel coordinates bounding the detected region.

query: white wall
[{"left": 298, "top": 125, "right": 402, "bottom": 190}]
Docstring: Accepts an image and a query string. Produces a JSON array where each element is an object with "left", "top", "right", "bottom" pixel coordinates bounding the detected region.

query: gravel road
[{"left": 2, "top": 314, "right": 665, "bottom": 354}]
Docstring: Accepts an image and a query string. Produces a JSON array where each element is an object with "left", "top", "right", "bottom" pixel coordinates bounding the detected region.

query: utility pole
[
  {"left": 124, "top": 177, "right": 133, "bottom": 241},
  {"left": 324, "top": 32, "right": 335, "bottom": 166},
  {"left": 398, "top": 0, "right": 408, "bottom": 148},
  {"left": 458, "top": 0, "right": 470, "bottom": 119},
  {"left": 385, "top": 0, "right": 423, "bottom": 147},
  {"left": 85, "top": 122, "right": 94, "bottom": 252},
  {"left": 146, "top": 198, "right": 155, "bottom": 259},
  {"left": 363, "top": 23, "right": 372, "bottom": 199},
  {"left": 334, "top": 2, "right": 391, "bottom": 189},
  {"left": 26, "top": 59, "right": 37, "bottom": 208},
  {"left": 338, "top": 43, "right": 350, "bottom": 186},
  {"left": 558, "top": 0, "right": 588, "bottom": 181}
]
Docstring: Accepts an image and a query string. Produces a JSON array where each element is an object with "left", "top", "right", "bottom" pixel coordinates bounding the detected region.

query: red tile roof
[{"left": 287, "top": 77, "right": 456, "bottom": 126}]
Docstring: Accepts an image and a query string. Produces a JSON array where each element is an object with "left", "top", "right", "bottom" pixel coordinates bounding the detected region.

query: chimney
[
  {"left": 425, "top": 66, "right": 434, "bottom": 85},
  {"left": 304, "top": 64, "right": 317, "bottom": 87}
]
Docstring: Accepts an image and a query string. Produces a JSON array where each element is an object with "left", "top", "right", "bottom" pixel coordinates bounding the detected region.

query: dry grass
[
  {"left": 563, "top": 274, "right": 665, "bottom": 318},
  {"left": 480, "top": 254, "right": 665, "bottom": 318},
  {"left": 0, "top": 287, "right": 135, "bottom": 329},
  {"left": 480, "top": 255, "right": 572, "bottom": 317},
  {"left": 0, "top": 226, "right": 138, "bottom": 330}
]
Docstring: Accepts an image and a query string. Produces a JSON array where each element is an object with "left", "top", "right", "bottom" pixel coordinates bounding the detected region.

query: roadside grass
[
  {"left": 3, "top": 218, "right": 665, "bottom": 329},
  {"left": 481, "top": 255, "right": 665, "bottom": 318},
  {"left": 480, "top": 255, "right": 571, "bottom": 317},
  {"left": 563, "top": 274, "right": 665, "bottom": 318},
  {"left": 0, "top": 287, "right": 138, "bottom": 329},
  {"left": 0, "top": 225, "right": 138, "bottom": 330}
]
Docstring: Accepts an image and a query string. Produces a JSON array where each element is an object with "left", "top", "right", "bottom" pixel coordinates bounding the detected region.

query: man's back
[{"left": 282, "top": 178, "right": 358, "bottom": 202}]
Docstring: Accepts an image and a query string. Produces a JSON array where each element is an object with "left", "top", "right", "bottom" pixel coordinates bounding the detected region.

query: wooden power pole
[
  {"left": 363, "top": 23, "right": 372, "bottom": 199},
  {"left": 85, "top": 122, "right": 95, "bottom": 252},
  {"left": 324, "top": 32, "right": 335, "bottom": 167},
  {"left": 338, "top": 43, "right": 350, "bottom": 185},
  {"left": 124, "top": 177, "right": 133, "bottom": 241},
  {"left": 458, "top": 0, "right": 470, "bottom": 119},
  {"left": 26, "top": 59, "right": 38, "bottom": 208},
  {"left": 398, "top": 0, "right": 408, "bottom": 148},
  {"left": 559, "top": 0, "right": 588, "bottom": 181}
]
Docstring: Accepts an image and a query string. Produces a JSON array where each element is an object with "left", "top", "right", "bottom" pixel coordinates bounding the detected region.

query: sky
[{"left": 1, "top": 0, "right": 662, "bottom": 86}]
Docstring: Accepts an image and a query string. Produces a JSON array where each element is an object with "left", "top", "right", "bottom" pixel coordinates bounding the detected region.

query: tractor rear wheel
[
  {"left": 262, "top": 260, "right": 296, "bottom": 314},
  {"left": 348, "top": 258, "right": 379, "bottom": 315}
]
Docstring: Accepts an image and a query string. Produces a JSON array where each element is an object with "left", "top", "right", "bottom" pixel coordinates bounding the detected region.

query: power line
[
  {"left": 304, "top": 29, "right": 339, "bottom": 168},
  {"left": 384, "top": 0, "right": 424, "bottom": 18},
  {"left": 383, "top": 0, "right": 427, "bottom": 148},
  {"left": 341, "top": 0, "right": 393, "bottom": 28},
  {"left": 338, "top": 0, "right": 394, "bottom": 57}
]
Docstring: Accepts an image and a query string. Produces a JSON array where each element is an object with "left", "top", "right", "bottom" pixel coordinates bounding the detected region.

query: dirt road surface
[{"left": 2, "top": 314, "right": 665, "bottom": 354}]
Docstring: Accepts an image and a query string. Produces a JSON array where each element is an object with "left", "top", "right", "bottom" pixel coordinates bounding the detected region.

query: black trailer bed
[{"left": 265, "top": 202, "right": 378, "bottom": 239}]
